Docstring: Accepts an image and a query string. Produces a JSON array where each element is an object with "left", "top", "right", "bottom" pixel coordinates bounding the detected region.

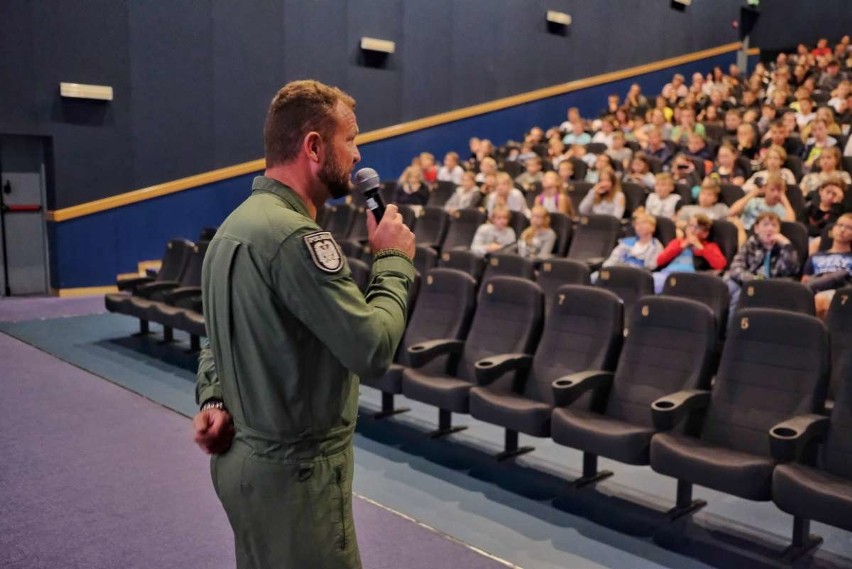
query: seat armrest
[
  {"left": 651, "top": 389, "right": 711, "bottom": 431},
  {"left": 769, "top": 414, "right": 830, "bottom": 463},
  {"left": 135, "top": 280, "right": 181, "bottom": 299},
  {"left": 551, "top": 370, "right": 614, "bottom": 408},
  {"left": 474, "top": 353, "right": 532, "bottom": 385},
  {"left": 407, "top": 339, "right": 464, "bottom": 368},
  {"left": 164, "top": 286, "right": 202, "bottom": 305},
  {"left": 116, "top": 276, "right": 154, "bottom": 292},
  {"left": 585, "top": 257, "right": 605, "bottom": 272}
]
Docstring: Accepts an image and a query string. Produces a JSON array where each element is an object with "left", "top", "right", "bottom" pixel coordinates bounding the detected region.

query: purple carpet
[
  {"left": 0, "top": 295, "right": 105, "bottom": 322},
  {"left": 0, "top": 329, "right": 509, "bottom": 569}
]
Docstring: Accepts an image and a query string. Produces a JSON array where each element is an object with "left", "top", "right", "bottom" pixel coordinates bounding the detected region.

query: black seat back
[
  {"left": 457, "top": 277, "right": 543, "bottom": 385},
  {"left": 654, "top": 217, "right": 677, "bottom": 246},
  {"left": 537, "top": 258, "right": 591, "bottom": 313},
  {"left": 596, "top": 266, "right": 654, "bottom": 320},
  {"left": 322, "top": 204, "right": 356, "bottom": 240},
  {"left": 443, "top": 208, "right": 487, "bottom": 251},
  {"left": 346, "top": 206, "right": 369, "bottom": 243},
  {"left": 661, "top": 272, "right": 730, "bottom": 334},
  {"left": 439, "top": 249, "right": 486, "bottom": 282},
  {"left": 567, "top": 215, "right": 621, "bottom": 261},
  {"left": 822, "top": 329, "right": 852, "bottom": 480},
  {"left": 605, "top": 297, "right": 716, "bottom": 427},
  {"left": 398, "top": 269, "right": 477, "bottom": 372},
  {"left": 700, "top": 309, "right": 829, "bottom": 456},
  {"left": 509, "top": 210, "right": 530, "bottom": 237},
  {"left": 482, "top": 253, "right": 535, "bottom": 284},
  {"left": 621, "top": 182, "right": 648, "bottom": 219},
  {"left": 719, "top": 184, "right": 745, "bottom": 207},
  {"left": 158, "top": 238, "right": 195, "bottom": 284},
  {"left": 737, "top": 279, "right": 815, "bottom": 316},
  {"left": 414, "top": 206, "right": 450, "bottom": 250},
  {"left": 180, "top": 241, "right": 209, "bottom": 288},
  {"left": 780, "top": 221, "right": 809, "bottom": 272},
  {"left": 549, "top": 212, "right": 573, "bottom": 255},
  {"left": 708, "top": 219, "right": 739, "bottom": 266},
  {"left": 427, "top": 181, "right": 456, "bottom": 208},
  {"left": 825, "top": 287, "right": 852, "bottom": 405},
  {"left": 413, "top": 244, "right": 438, "bottom": 278},
  {"left": 526, "top": 285, "right": 622, "bottom": 405}
]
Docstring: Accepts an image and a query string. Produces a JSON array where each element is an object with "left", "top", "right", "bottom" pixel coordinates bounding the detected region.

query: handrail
[{"left": 47, "top": 41, "right": 742, "bottom": 223}]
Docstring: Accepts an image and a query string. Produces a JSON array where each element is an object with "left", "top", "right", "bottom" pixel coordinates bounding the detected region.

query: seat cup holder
[
  {"left": 553, "top": 379, "right": 574, "bottom": 388},
  {"left": 654, "top": 400, "right": 675, "bottom": 410},
  {"left": 478, "top": 361, "right": 494, "bottom": 368},
  {"left": 411, "top": 345, "right": 425, "bottom": 352},
  {"left": 772, "top": 426, "right": 798, "bottom": 439}
]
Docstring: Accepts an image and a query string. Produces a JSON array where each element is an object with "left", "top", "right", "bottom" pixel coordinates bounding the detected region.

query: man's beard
[{"left": 319, "top": 149, "right": 352, "bottom": 200}]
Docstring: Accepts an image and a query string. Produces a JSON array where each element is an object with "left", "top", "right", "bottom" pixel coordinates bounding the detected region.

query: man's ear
[{"left": 304, "top": 131, "right": 323, "bottom": 163}]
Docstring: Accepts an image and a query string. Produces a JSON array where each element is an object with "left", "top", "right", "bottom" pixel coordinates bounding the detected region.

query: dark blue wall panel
[
  {"left": 48, "top": 51, "right": 738, "bottom": 288},
  {"left": 750, "top": 1, "right": 852, "bottom": 51}
]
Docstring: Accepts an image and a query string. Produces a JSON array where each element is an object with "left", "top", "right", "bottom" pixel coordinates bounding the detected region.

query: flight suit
[{"left": 196, "top": 176, "right": 413, "bottom": 569}]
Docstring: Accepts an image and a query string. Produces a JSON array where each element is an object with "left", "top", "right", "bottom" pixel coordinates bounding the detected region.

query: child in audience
[
  {"left": 591, "top": 117, "right": 616, "bottom": 148},
  {"left": 419, "top": 152, "right": 439, "bottom": 183},
  {"left": 742, "top": 145, "right": 796, "bottom": 190},
  {"left": 475, "top": 157, "right": 497, "bottom": 184},
  {"left": 803, "top": 119, "right": 838, "bottom": 171},
  {"left": 518, "top": 206, "right": 557, "bottom": 259},
  {"left": 579, "top": 168, "right": 626, "bottom": 219},
  {"left": 710, "top": 143, "right": 747, "bottom": 186},
  {"left": 485, "top": 172, "right": 530, "bottom": 218},
  {"left": 676, "top": 178, "right": 729, "bottom": 225},
  {"left": 729, "top": 172, "right": 796, "bottom": 242},
  {"left": 642, "top": 172, "right": 681, "bottom": 219},
  {"left": 535, "top": 171, "right": 574, "bottom": 216},
  {"left": 624, "top": 154, "right": 656, "bottom": 189},
  {"left": 444, "top": 171, "right": 482, "bottom": 214},
  {"left": 471, "top": 205, "right": 516, "bottom": 256},
  {"left": 515, "top": 155, "right": 544, "bottom": 192},
  {"left": 800, "top": 147, "right": 851, "bottom": 197},
  {"left": 655, "top": 213, "right": 727, "bottom": 291},
  {"left": 557, "top": 159, "right": 576, "bottom": 185},
  {"left": 735, "top": 123, "right": 760, "bottom": 161},
  {"left": 724, "top": 211, "right": 801, "bottom": 314},
  {"left": 393, "top": 166, "right": 430, "bottom": 207},
  {"left": 802, "top": 213, "right": 852, "bottom": 317},
  {"left": 437, "top": 151, "right": 465, "bottom": 185},
  {"left": 562, "top": 121, "right": 591, "bottom": 146},
  {"left": 607, "top": 131, "right": 633, "bottom": 170},
  {"left": 804, "top": 177, "right": 845, "bottom": 248},
  {"left": 603, "top": 212, "right": 664, "bottom": 269},
  {"left": 685, "top": 132, "right": 713, "bottom": 164},
  {"left": 584, "top": 153, "right": 614, "bottom": 184},
  {"left": 670, "top": 153, "right": 702, "bottom": 192}
]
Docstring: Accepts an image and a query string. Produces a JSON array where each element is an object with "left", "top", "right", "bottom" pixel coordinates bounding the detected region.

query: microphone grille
[{"left": 354, "top": 168, "right": 381, "bottom": 194}]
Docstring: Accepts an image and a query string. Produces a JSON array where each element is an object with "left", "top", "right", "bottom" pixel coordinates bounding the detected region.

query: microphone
[{"left": 353, "top": 167, "right": 386, "bottom": 222}]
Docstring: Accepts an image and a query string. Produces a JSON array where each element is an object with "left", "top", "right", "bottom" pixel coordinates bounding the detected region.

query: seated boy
[
  {"left": 802, "top": 213, "right": 852, "bottom": 317},
  {"left": 654, "top": 213, "right": 727, "bottom": 292}
]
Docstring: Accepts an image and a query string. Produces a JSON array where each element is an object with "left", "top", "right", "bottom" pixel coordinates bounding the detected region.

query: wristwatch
[{"left": 201, "top": 399, "right": 226, "bottom": 412}]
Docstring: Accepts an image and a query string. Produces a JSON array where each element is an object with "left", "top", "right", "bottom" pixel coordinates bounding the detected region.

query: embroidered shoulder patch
[{"left": 303, "top": 231, "right": 344, "bottom": 274}]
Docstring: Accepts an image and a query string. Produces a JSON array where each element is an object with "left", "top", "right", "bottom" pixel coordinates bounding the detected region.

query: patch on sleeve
[{"left": 303, "top": 231, "right": 344, "bottom": 274}]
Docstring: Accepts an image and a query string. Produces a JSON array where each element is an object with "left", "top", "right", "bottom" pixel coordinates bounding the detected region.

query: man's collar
[{"left": 251, "top": 176, "right": 311, "bottom": 218}]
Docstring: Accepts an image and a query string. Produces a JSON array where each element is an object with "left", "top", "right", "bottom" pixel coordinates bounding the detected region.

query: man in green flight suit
[{"left": 192, "top": 80, "right": 416, "bottom": 569}]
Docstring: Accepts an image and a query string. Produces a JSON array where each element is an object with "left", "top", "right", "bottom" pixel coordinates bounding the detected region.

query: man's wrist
[
  {"left": 373, "top": 248, "right": 413, "bottom": 264},
  {"left": 200, "top": 399, "right": 227, "bottom": 413}
]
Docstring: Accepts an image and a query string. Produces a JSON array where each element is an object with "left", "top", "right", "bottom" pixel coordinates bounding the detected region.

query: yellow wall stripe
[
  {"left": 54, "top": 285, "right": 118, "bottom": 297},
  {"left": 47, "top": 41, "right": 742, "bottom": 223}
]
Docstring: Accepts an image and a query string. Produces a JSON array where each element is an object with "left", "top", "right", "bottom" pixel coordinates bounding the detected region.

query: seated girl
[
  {"left": 534, "top": 171, "right": 574, "bottom": 216},
  {"left": 470, "top": 205, "right": 516, "bottom": 257},
  {"left": 578, "top": 168, "right": 626, "bottom": 219},
  {"left": 444, "top": 171, "right": 483, "bottom": 214},
  {"left": 517, "top": 206, "right": 557, "bottom": 260}
]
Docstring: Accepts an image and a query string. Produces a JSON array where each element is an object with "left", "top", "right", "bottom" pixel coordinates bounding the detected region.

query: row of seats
[{"left": 362, "top": 269, "right": 852, "bottom": 560}]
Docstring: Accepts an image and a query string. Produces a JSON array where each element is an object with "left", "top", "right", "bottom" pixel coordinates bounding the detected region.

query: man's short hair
[{"left": 264, "top": 80, "right": 355, "bottom": 167}]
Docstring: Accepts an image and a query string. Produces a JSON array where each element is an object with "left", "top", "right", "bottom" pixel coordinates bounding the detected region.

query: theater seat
[
  {"left": 144, "top": 241, "right": 209, "bottom": 342},
  {"left": 481, "top": 253, "right": 535, "bottom": 284},
  {"left": 595, "top": 266, "right": 654, "bottom": 322},
  {"left": 567, "top": 215, "right": 621, "bottom": 270},
  {"left": 438, "top": 250, "right": 486, "bottom": 283},
  {"left": 650, "top": 309, "right": 829, "bottom": 520},
  {"left": 402, "top": 277, "right": 543, "bottom": 437},
  {"left": 551, "top": 296, "right": 716, "bottom": 486},
  {"left": 771, "top": 337, "right": 852, "bottom": 558},
  {"left": 825, "top": 287, "right": 852, "bottom": 405},
  {"left": 661, "top": 272, "right": 730, "bottom": 336},
  {"left": 736, "top": 279, "right": 815, "bottom": 316},
  {"left": 361, "top": 268, "right": 476, "bottom": 419},
  {"left": 536, "top": 259, "right": 591, "bottom": 313},
  {"left": 105, "top": 238, "right": 195, "bottom": 335},
  {"left": 469, "top": 285, "right": 622, "bottom": 460},
  {"left": 414, "top": 207, "right": 450, "bottom": 251},
  {"left": 443, "top": 208, "right": 487, "bottom": 252}
]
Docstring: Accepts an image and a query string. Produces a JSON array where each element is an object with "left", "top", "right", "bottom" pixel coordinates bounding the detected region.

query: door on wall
[{"left": 0, "top": 135, "right": 50, "bottom": 296}]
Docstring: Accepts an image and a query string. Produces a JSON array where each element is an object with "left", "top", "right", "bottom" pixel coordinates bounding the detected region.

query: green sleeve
[
  {"left": 195, "top": 339, "right": 223, "bottom": 406},
  {"left": 272, "top": 230, "right": 415, "bottom": 379}
]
